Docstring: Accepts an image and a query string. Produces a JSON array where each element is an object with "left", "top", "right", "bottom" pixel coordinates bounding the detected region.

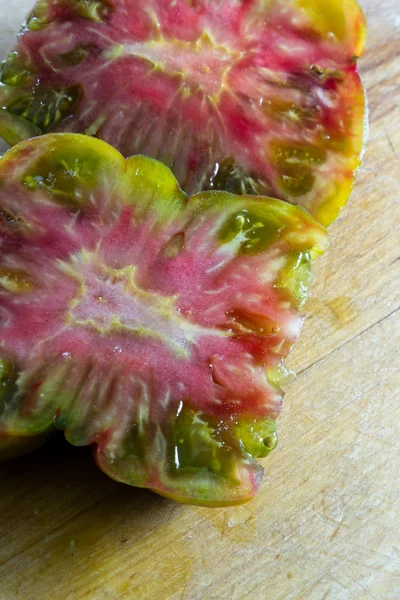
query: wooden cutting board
[{"left": 0, "top": 1, "right": 399, "bottom": 599}]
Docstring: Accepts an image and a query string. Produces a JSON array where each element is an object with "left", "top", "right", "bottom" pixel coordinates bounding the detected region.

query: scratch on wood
[
  {"left": 357, "top": 429, "right": 400, "bottom": 451},
  {"left": 385, "top": 128, "right": 398, "bottom": 158},
  {"left": 15, "top": 579, "right": 23, "bottom": 598},
  {"left": 330, "top": 516, "right": 346, "bottom": 542}
]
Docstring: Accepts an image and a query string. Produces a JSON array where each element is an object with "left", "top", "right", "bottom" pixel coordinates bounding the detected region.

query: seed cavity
[
  {"left": 208, "top": 157, "right": 269, "bottom": 196},
  {"left": 58, "top": 44, "right": 101, "bottom": 67},
  {"left": 226, "top": 308, "right": 281, "bottom": 336},
  {"left": 7, "top": 85, "right": 83, "bottom": 132},
  {"left": 161, "top": 232, "right": 185, "bottom": 258},
  {"left": 0, "top": 52, "right": 34, "bottom": 87},
  {"left": 220, "top": 209, "right": 283, "bottom": 255},
  {"left": 25, "top": 0, "right": 50, "bottom": 31},
  {"left": 0, "top": 206, "right": 24, "bottom": 227},
  {"left": 232, "top": 417, "right": 278, "bottom": 458},
  {"left": 310, "top": 64, "right": 345, "bottom": 83},
  {"left": 0, "top": 267, "right": 35, "bottom": 294},
  {"left": 275, "top": 251, "right": 312, "bottom": 309},
  {"left": 172, "top": 402, "right": 235, "bottom": 476},
  {"left": 23, "top": 142, "right": 105, "bottom": 208},
  {"left": 0, "top": 358, "right": 18, "bottom": 408},
  {"left": 271, "top": 141, "right": 327, "bottom": 196},
  {"left": 261, "top": 98, "right": 317, "bottom": 125},
  {"left": 66, "top": 0, "right": 115, "bottom": 22}
]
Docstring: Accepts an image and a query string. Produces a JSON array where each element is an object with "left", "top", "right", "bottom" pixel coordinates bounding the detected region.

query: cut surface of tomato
[
  {"left": 0, "top": 0, "right": 366, "bottom": 225},
  {"left": 0, "top": 134, "right": 328, "bottom": 505}
]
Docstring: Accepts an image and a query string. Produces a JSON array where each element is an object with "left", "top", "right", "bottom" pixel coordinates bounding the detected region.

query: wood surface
[{"left": 0, "top": 1, "right": 399, "bottom": 599}]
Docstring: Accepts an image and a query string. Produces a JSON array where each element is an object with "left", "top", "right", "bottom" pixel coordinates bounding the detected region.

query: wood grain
[{"left": 0, "top": 1, "right": 399, "bottom": 599}]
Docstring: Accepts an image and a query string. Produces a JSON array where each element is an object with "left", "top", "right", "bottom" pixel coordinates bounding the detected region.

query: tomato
[
  {"left": 0, "top": 0, "right": 366, "bottom": 225},
  {"left": 0, "top": 134, "right": 328, "bottom": 504}
]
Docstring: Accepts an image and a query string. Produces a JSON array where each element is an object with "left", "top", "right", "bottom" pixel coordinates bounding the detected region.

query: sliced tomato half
[
  {"left": 0, "top": 0, "right": 366, "bottom": 225},
  {"left": 0, "top": 134, "right": 328, "bottom": 505}
]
